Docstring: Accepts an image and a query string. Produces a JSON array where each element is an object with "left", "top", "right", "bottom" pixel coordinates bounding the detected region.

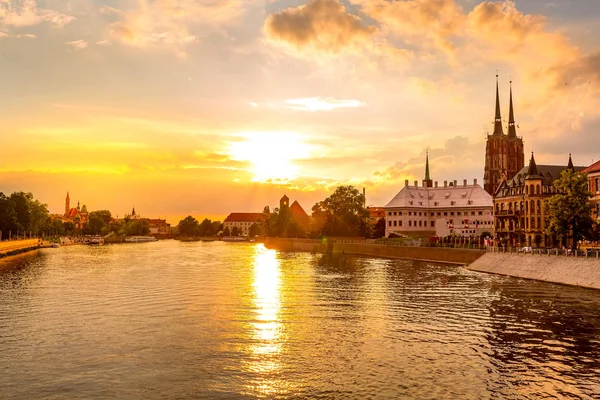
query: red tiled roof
[
  {"left": 289, "top": 201, "right": 308, "bottom": 218},
  {"left": 224, "top": 213, "right": 265, "bottom": 223},
  {"left": 582, "top": 160, "right": 600, "bottom": 174}
]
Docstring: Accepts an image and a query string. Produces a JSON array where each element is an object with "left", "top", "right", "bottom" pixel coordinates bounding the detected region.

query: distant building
[
  {"left": 148, "top": 219, "right": 171, "bottom": 235},
  {"left": 483, "top": 77, "right": 525, "bottom": 196},
  {"left": 223, "top": 213, "right": 265, "bottom": 236},
  {"left": 384, "top": 153, "right": 494, "bottom": 238},
  {"left": 367, "top": 207, "right": 385, "bottom": 224},
  {"left": 582, "top": 160, "right": 600, "bottom": 221},
  {"left": 288, "top": 198, "right": 310, "bottom": 231},
  {"left": 493, "top": 153, "right": 585, "bottom": 247},
  {"left": 62, "top": 192, "right": 88, "bottom": 229}
]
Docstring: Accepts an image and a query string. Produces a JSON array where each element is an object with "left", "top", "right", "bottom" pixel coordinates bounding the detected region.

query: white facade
[
  {"left": 223, "top": 213, "right": 264, "bottom": 236},
  {"left": 384, "top": 179, "right": 494, "bottom": 238}
]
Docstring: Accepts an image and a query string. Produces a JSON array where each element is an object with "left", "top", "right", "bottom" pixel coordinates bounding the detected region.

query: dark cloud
[{"left": 265, "top": 0, "right": 377, "bottom": 52}]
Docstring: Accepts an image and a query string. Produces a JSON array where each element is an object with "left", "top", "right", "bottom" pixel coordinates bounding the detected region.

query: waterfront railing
[{"left": 486, "top": 246, "right": 600, "bottom": 259}]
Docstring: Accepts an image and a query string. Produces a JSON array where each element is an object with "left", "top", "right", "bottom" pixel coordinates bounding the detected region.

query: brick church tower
[{"left": 483, "top": 76, "right": 524, "bottom": 195}]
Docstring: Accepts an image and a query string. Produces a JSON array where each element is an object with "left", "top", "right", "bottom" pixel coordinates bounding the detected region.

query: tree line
[
  {"left": 0, "top": 192, "right": 54, "bottom": 240},
  {"left": 262, "top": 185, "right": 384, "bottom": 239},
  {"left": 0, "top": 191, "right": 151, "bottom": 239}
]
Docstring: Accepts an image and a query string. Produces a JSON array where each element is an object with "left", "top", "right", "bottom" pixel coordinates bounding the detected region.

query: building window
[
  {"left": 388, "top": 212, "right": 392, "bottom": 216},
  {"left": 419, "top": 212, "right": 422, "bottom": 216},
  {"left": 450, "top": 212, "right": 455, "bottom": 216},
  {"left": 393, "top": 221, "right": 397, "bottom": 226},
  {"left": 399, "top": 212, "right": 403, "bottom": 216},
  {"left": 431, "top": 221, "right": 435, "bottom": 227},
  {"left": 409, "top": 221, "right": 412, "bottom": 227},
  {"left": 444, "top": 212, "right": 448, "bottom": 216},
  {"left": 409, "top": 212, "right": 412, "bottom": 216},
  {"left": 419, "top": 221, "right": 422, "bottom": 227},
  {"left": 457, "top": 212, "right": 461, "bottom": 216},
  {"left": 399, "top": 221, "right": 403, "bottom": 227},
  {"left": 437, "top": 212, "right": 441, "bottom": 216},
  {"left": 388, "top": 221, "right": 392, "bottom": 227},
  {"left": 478, "top": 211, "right": 483, "bottom": 216}
]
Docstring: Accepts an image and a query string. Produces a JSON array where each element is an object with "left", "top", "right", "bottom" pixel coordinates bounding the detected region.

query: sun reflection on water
[{"left": 243, "top": 244, "right": 291, "bottom": 397}]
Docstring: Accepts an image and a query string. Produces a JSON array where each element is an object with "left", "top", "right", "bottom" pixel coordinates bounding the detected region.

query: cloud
[
  {"left": 0, "top": 31, "right": 35, "bottom": 38},
  {"left": 264, "top": 0, "right": 377, "bottom": 53},
  {"left": 66, "top": 39, "right": 88, "bottom": 51},
  {"left": 373, "top": 136, "right": 483, "bottom": 183},
  {"left": 106, "top": 0, "right": 249, "bottom": 57},
  {"left": 549, "top": 50, "right": 600, "bottom": 91},
  {"left": 351, "top": 0, "right": 463, "bottom": 58},
  {"left": 285, "top": 97, "right": 365, "bottom": 111},
  {"left": 0, "top": 0, "right": 75, "bottom": 28}
]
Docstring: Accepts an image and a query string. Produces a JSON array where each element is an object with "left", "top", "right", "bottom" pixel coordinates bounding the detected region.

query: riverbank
[
  {"left": 265, "top": 238, "right": 600, "bottom": 290},
  {"left": 264, "top": 238, "right": 484, "bottom": 265},
  {"left": 0, "top": 239, "right": 40, "bottom": 267},
  {"left": 468, "top": 253, "right": 600, "bottom": 290}
]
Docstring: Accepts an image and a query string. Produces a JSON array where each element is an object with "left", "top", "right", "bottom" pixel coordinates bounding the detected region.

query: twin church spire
[{"left": 492, "top": 75, "right": 517, "bottom": 138}]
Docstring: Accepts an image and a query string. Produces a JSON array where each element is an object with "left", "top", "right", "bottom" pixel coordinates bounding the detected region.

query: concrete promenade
[
  {"left": 468, "top": 252, "right": 600, "bottom": 290},
  {"left": 0, "top": 239, "right": 40, "bottom": 258}
]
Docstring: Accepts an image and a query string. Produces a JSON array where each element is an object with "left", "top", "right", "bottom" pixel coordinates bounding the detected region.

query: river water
[{"left": 0, "top": 241, "right": 599, "bottom": 399}]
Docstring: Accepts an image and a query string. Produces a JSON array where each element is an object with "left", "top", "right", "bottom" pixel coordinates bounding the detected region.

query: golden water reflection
[{"left": 243, "top": 245, "right": 290, "bottom": 397}]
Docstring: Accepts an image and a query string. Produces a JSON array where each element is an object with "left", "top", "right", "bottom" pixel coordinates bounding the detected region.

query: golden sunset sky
[{"left": 1, "top": 0, "right": 599, "bottom": 223}]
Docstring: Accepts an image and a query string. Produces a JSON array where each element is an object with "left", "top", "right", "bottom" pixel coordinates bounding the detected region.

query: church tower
[
  {"left": 65, "top": 192, "right": 70, "bottom": 216},
  {"left": 484, "top": 76, "right": 524, "bottom": 195}
]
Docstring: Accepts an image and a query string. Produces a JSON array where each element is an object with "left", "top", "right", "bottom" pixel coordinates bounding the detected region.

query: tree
[
  {"left": 92, "top": 210, "right": 112, "bottom": 225},
  {"left": 546, "top": 169, "right": 596, "bottom": 249},
  {"left": 373, "top": 218, "right": 386, "bottom": 239},
  {"left": 9, "top": 192, "right": 32, "bottom": 232},
  {"left": 231, "top": 226, "right": 239, "bottom": 236},
  {"left": 223, "top": 226, "right": 231, "bottom": 236},
  {"left": 178, "top": 216, "right": 200, "bottom": 236},
  {"left": 311, "top": 185, "right": 368, "bottom": 237},
  {"left": 0, "top": 192, "right": 18, "bottom": 239},
  {"left": 87, "top": 212, "right": 107, "bottom": 235},
  {"left": 249, "top": 223, "right": 261, "bottom": 237}
]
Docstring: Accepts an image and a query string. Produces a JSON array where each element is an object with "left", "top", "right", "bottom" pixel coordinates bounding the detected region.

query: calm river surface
[{"left": 1, "top": 241, "right": 599, "bottom": 399}]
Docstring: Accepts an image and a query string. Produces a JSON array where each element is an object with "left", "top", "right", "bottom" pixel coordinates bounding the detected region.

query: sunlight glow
[
  {"left": 229, "top": 132, "right": 311, "bottom": 182},
  {"left": 242, "top": 244, "right": 292, "bottom": 397}
]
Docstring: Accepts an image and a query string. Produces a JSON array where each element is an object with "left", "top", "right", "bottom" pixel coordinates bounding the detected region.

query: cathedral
[
  {"left": 62, "top": 192, "right": 88, "bottom": 229},
  {"left": 483, "top": 77, "right": 525, "bottom": 195}
]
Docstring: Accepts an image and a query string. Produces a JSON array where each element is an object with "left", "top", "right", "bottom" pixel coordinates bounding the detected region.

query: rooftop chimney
[
  {"left": 453, "top": 180, "right": 457, "bottom": 187},
  {"left": 414, "top": 180, "right": 418, "bottom": 187},
  {"left": 474, "top": 178, "right": 478, "bottom": 186},
  {"left": 405, "top": 180, "right": 409, "bottom": 187},
  {"left": 434, "top": 181, "right": 438, "bottom": 188},
  {"left": 444, "top": 181, "right": 447, "bottom": 187},
  {"left": 463, "top": 179, "right": 467, "bottom": 186}
]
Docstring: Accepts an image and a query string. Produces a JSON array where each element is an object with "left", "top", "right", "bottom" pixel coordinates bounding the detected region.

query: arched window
[
  {"left": 530, "top": 200, "right": 535, "bottom": 213},
  {"left": 525, "top": 186, "right": 529, "bottom": 195},
  {"left": 536, "top": 185, "right": 540, "bottom": 194},
  {"left": 537, "top": 200, "right": 541, "bottom": 214}
]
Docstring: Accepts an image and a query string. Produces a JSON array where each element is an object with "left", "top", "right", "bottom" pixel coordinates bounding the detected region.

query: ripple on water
[{"left": 0, "top": 241, "right": 599, "bottom": 400}]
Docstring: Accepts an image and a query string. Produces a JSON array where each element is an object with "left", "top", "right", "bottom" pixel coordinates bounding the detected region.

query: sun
[{"left": 229, "top": 132, "right": 311, "bottom": 182}]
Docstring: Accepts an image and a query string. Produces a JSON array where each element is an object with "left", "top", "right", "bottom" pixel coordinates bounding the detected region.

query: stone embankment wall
[
  {"left": 264, "top": 238, "right": 484, "bottom": 265},
  {"left": 468, "top": 253, "right": 600, "bottom": 290}
]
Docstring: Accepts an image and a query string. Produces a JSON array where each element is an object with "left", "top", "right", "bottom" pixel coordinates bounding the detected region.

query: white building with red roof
[
  {"left": 383, "top": 153, "right": 494, "bottom": 238},
  {"left": 223, "top": 213, "right": 265, "bottom": 236}
]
